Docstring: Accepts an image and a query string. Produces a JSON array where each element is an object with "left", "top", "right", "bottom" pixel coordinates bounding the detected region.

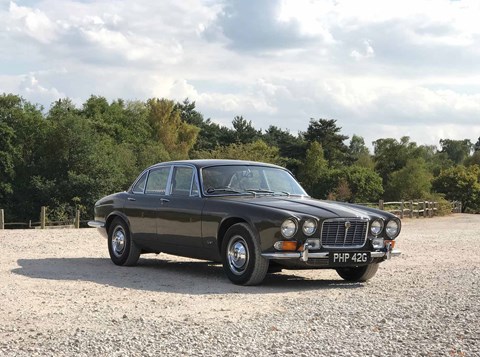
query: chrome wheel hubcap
[
  {"left": 112, "top": 226, "right": 126, "bottom": 257},
  {"left": 227, "top": 236, "right": 249, "bottom": 275}
]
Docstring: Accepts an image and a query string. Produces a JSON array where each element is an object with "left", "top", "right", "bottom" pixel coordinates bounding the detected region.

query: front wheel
[
  {"left": 221, "top": 223, "right": 269, "bottom": 286},
  {"left": 336, "top": 263, "right": 379, "bottom": 282},
  {"left": 108, "top": 217, "right": 140, "bottom": 266}
]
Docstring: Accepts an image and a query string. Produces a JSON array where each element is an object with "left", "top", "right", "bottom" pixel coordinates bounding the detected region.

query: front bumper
[
  {"left": 87, "top": 220, "right": 108, "bottom": 239},
  {"left": 262, "top": 242, "right": 401, "bottom": 262}
]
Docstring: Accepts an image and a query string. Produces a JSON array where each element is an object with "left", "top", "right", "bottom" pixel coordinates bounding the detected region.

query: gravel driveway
[{"left": 1, "top": 214, "right": 479, "bottom": 356}]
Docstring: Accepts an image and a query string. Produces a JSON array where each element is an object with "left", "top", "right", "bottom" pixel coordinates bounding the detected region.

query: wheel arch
[
  {"left": 217, "top": 217, "right": 249, "bottom": 254},
  {"left": 105, "top": 211, "right": 130, "bottom": 234}
]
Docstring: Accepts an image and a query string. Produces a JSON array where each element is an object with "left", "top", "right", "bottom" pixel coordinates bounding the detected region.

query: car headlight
[
  {"left": 370, "top": 219, "right": 384, "bottom": 236},
  {"left": 281, "top": 219, "right": 297, "bottom": 238},
  {"left": 385, "top": 219, "right": 400, "bottom": 239},
  {"left": 302, "top": 218, "right": 317, "bottom": 236}
]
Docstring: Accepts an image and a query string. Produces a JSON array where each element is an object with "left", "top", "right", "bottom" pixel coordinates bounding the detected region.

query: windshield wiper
[
  {"left": 245, "top": 189, "right": 291, "bottom": 197},
  {"left": 206, "top": 187, "right": 252, "bottom": 195}
]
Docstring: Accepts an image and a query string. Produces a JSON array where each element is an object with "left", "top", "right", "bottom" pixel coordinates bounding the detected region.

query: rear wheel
[
  {"left": 108, "top": 217, "right": 140, "bottom": 266},
  {"left": 336, "top": 263, "right": 379, "bottom": 282},
  {"left": 221, "top": 223, "right": 269, "bottom": 286}
]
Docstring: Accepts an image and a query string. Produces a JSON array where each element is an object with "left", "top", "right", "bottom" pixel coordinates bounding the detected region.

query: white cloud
[{"left": 0, "top": 0, "right": 479, "bottom": 148}]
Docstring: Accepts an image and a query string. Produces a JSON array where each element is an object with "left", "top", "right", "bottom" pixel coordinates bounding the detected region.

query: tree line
[{"left": 1, "top": 93, "right": 479, "bottom": 223}]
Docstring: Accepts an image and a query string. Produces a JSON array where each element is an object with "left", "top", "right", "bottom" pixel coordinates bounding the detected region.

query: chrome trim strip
[
  {"left": 87, "top": 221, "right": 105, "bottom": 228},
  {"left": 262, "top": 249, "right": 401, "bottom": 260},
  {"left": 88, "top": 221, "right": 108, "bottom": 239}
]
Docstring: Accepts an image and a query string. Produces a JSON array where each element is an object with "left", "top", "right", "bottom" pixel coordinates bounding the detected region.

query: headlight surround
[
  {"left": 281, "top": 219, "right": 297, "bottom": 238},
  {"left": 385, "top": 219, "right": 400, "bottom": 239},
  {"left": 370, "top": 219, "right": 384, "bottom": 236},
  {"left": 302, "top": 218, "right": 317, "bottom": 236}
]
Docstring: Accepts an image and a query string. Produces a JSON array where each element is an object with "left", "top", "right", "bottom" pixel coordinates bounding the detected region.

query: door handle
[
  {"left": 160, "top": 198, "right": 170, "bottom": 204},
  {"left": 127, "top": 197, "right": 136, "bottom": 201}
]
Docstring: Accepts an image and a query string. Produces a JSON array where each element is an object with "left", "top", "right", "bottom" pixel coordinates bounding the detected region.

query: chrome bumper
[
  {"left": 261, "top": 242, "right": 401, "bottom": 262},
  {"left": 87, "top": 220, "right": 108, "bottom": 239}
]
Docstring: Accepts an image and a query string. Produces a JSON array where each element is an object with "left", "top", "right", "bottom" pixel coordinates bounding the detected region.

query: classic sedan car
[{"left": 88, "top": 159, "right": 401, "bottom": 285}]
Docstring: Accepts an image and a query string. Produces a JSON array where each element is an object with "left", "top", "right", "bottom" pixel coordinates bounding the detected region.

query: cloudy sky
[{"left": 1, "top": 0, "right": 480, "bottom": 149}]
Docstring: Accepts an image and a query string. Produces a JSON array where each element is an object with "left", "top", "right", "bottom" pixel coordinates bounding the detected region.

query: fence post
[
  {"left": 422, "top": 201, "right": 426, "bottom": 218},
  {"left": 41, "top": 206, "right": 46, "bottom": 229},
  {"left": 379, "top": 199, "right": 384, "bottom": 210},
  {"left": 400, "top": 200, "right": 404, "bottom": 219},
  {"left": 75, "top": 209, "right": 80, "bottom": 229},
  {"left": 0, "top": 209, "right": 4, "bottom": 230},
  {"left": 415, "top": 201, "right": 419, "bottom": 218},
  {"left": 409, "top": 201, "right": 413, "bottom": 218},
  {"left": 429, "top": 202, "right": 433, "bottom": 217}
]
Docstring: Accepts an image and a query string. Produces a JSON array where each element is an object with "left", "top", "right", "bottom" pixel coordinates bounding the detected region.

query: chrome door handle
[
  {"left": 127, "top": 197, "right": 136, "bottom": 201},
  {"left": 160, "top": 198, "right": 170, "bottom": 204}
]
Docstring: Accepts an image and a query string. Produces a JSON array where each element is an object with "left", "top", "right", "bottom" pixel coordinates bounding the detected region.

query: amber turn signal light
[
  {"left": 273, "top": 241, "right": 298, "bottom": 251},
  {"left": 385, "top": 240, "right": 395, "bottom": 249}
]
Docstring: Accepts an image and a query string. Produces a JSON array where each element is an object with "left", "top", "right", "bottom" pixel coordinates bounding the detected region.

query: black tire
[
  {"left": 336, "top": 263, "right": 379, "bottom": 282},
  {"left": 221, "top": 223, "right": 269, "bottom": 286},
  {"left": 108, "top": 217, "right": 140, "bottom": 266}
]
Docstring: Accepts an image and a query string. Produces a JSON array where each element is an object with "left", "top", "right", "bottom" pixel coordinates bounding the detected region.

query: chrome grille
[{"left": 321, "top": 218, "right": 368, "bottom": 248}]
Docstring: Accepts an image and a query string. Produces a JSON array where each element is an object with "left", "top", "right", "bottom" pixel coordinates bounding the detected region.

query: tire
[
  {"left": 108, "top": 217, "right": 140, "bottom": 266},
  {"left": 336, "top": 263, "right": 379, "bottom": 282},
  {"left": 221, "top": 223, "right": 269, "bottom": 286}
]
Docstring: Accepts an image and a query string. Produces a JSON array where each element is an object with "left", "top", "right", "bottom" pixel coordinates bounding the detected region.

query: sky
[{"left": 1, "top": 0, "right": 480, "bottom": 149}]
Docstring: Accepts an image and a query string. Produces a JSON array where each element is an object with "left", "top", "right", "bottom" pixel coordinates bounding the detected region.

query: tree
[
  {"left": 297, "top": 141, "right": 331, "bottom": 198},
  {"left": 263, "top": 125, "right": 307, "bottom": 174},
  {"left": 147, "top": 98, "right": 199, "bottom": 160},
  {"left": 475, "top": 137, "right": 480, "bottom": 152},
  {"left": 385, "top": 158, "right": 432, "bottom": 200},
  {"left": 373, "top": 136, "right": 424, "bottom": 184},
  {"left": 232, "top": 116, "right": 261, "bottom": 144},
  {"left": 349, "top": 135, "right": 374, "bottom": 169},
  {"left": 432, "top": 165, "right": 480, "bottom": 213},
  {"left": 439, "top": 139, "right": 473, "bottom": 165},
  {"left": 194, "top": 139, "right": 281, "bottom": 164},
  {"left": 304, "top": 119, "right": 350, "bottom": 167}
]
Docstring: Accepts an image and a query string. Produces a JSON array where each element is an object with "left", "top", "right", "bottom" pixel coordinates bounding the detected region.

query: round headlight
[
  {"left": 370, "top": 219, "right": 383, "bottom": 236},
  {"left": 281, "top": 219, "right": 297, "bottom": 238},
  {"left": 386, "top": 220, "right": 400, "bottom": 238},
  {"left": 302, "top": 219, "right": 317, "bottom": 236}
]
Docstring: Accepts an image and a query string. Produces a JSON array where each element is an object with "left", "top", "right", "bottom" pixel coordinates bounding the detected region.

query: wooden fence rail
[
  {"left": 357, "top": 200, "right": 462, "bottom": 218},
  {"left": 0, "top": 207, "right": 82, "bottom": 230}
]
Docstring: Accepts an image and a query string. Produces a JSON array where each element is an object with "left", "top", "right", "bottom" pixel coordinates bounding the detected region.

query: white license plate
[{"left": 329, "top": 252, "right": 371, "bottom": 266}]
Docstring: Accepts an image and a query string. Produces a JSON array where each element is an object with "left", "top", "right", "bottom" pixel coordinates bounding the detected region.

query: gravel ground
[{"left": 0, "top": 214, "right": 479, "bottom": 356}]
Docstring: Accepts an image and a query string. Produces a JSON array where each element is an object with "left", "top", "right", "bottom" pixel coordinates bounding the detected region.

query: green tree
[
  {"left": 194, "top": 139, "right": 281, "bottom": 164},
  {"left": 339, "top": 166, "right": 384, "bottom": 203},
  {"left": 349, "top": 135, "right": 374, "bottom": 169},
  {"left": 297, "top": 141, "right": 331, "bottom": 198},
  {"left": 304, "top": 119, "right": 350, "bottom": 167},
  {"left": 263, "top": 125, "right": 307, "bottom": 174},
  {"left": 386, "top": 158, "right": 432, "bottom": 200},
  {"left": 147, "top": 98, "right": 199, "bottom": 160},
  {"left": 439, "top": 139, "right": 473, "bottom": 165},
  {"left": 432, "top": 165, "right": 480, "bottom": 213},
  {"left": 232, "top": 116, "right": 261, "bottom": 144}
]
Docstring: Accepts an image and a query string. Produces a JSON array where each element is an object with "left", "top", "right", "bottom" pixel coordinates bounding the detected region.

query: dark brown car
[{"left": 88, "top": 160, "right": 401, "bottom": 285}]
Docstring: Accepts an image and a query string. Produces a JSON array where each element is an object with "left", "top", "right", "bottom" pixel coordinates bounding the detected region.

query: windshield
[{"left": 201, "top": 165, "right": 308, "bottom": 196}]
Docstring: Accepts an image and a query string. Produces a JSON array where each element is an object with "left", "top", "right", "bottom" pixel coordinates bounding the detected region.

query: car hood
[{"left": 223, "top": 196, "right": 382, "bottom": 219}]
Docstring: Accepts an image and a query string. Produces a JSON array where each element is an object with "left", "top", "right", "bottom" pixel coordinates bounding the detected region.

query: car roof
[{"left": 148, "top": 159, "right": 285, "bottom": 170}]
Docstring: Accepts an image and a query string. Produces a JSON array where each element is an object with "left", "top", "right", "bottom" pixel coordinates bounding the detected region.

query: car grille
[{"left": 321, "top": 219, "right": 368, "bottom": 248}]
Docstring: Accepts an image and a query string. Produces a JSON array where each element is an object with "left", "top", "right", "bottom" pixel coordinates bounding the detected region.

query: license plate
[{"left": 329, "top": 252, "right": 371, "bottom": 266}]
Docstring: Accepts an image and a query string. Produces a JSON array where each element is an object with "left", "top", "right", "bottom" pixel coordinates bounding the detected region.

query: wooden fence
[
  {"left": 357, "top": 200, "right": 462, "bottom": 218},
  {"left": 0, "top": 207, "right": 82, "bottom": 230}
]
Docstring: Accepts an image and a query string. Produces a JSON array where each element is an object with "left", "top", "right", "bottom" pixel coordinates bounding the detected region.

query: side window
[
  {"left": 171, "top": 166, "right": 196, "bottom": 196},
  {"left": 132, "top": 172, "right": 148, "bottom": 194},
  {"left": 145, "top": 167, "right": 170, "bottom": 195}
]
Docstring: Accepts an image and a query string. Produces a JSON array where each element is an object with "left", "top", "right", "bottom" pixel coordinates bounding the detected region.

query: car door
[
  {"left": 124, "top": 166, "right": 172, "bottom": 249},
  {"left": 156, "top": 165, "right": 204, "bottom": 249}
]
